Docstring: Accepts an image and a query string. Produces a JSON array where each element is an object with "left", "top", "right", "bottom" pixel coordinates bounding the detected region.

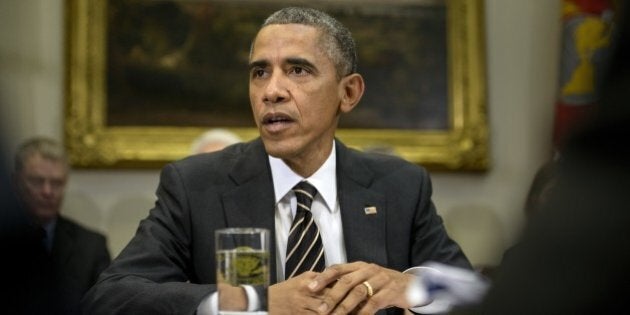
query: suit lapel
[
  {"left": 221, "top": 139, "right": 278, "bottom": 282},
  {"left": 336, "top": 142, "right": 388, "bottom": 267}
]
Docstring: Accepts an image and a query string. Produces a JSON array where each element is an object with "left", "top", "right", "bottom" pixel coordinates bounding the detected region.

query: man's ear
[{"left": 338, "top": 73, "right": 365, "bottom": 114}]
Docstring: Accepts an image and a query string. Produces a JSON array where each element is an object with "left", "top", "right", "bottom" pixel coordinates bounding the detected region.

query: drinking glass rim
[{"left": 215, "top": 227, "right": 269, "bottom": 235}]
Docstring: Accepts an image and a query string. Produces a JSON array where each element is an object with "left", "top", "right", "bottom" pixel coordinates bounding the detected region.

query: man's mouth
[
  {"left": 262, "top": 113, "right": 295, "bottom": 133},
  {"left": 263, "top": 113, "right": 293, "bottom": 125}
]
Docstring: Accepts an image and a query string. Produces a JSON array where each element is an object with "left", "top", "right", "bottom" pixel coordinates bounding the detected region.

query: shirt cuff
[
  {"left": 242, "top": 285, "right": 260, "bottom": 311},
  {"left": 196, "top": 285, "right": 260, "bottom": 315},
  {"left": 196, "top": 292, "right": 217, "bottom": 315},
  {"left": 404, "top": 266, "right": 451, "bottom": 314}
]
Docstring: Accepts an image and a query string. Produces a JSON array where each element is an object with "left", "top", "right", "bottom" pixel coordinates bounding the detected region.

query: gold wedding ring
[{"left": 362, "top": 281, "right": 374, "bottom": 298}]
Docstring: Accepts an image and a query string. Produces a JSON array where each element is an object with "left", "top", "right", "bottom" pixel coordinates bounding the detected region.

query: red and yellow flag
[{"left": 553, "top": 0, "right": 615, "bottom": 151}]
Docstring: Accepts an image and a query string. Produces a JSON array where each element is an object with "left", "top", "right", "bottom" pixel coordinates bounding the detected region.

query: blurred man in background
[
  {"left": 12, "top": 137, "right": 111, "bottom": 314},
  {"left": 190, "top": 128, "right": 242, "bottom": 154}
]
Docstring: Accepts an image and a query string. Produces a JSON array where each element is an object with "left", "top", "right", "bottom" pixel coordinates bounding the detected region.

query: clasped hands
[{"left": 269, "top": 261, "right": 417, "bottom": 315}]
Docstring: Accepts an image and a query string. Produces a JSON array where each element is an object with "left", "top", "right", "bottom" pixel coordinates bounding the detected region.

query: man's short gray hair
[
  {"left": 14, "top": 137, "right": 68, "bottom": 172},
  {"left": 259, "top": 7, "right": 357, "bottom": 78}
]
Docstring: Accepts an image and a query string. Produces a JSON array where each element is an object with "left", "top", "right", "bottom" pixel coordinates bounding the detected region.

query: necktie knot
[{"left": 293, "top": 181, "right": 318, "bottom": 211}]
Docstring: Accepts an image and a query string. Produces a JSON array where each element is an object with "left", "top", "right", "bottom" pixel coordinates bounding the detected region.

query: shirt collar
[{"left": 268, "top": 141, "right": 337, "bottom": 213}]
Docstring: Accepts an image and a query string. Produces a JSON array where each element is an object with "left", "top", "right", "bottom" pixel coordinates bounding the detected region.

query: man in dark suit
[
  {"left": 12, "top": 137, "right": 111, "bottom": 314},
  {"left": 82, "top": 7, "right": 470, "bottom": 315}
]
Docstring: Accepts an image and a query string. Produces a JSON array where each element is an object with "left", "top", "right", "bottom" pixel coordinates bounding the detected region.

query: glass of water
[{"left": 215, "top": 228, "right": 270, "bottom": 314}]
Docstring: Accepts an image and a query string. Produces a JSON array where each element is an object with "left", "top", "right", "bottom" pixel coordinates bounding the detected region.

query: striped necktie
[{"left": 285, "top": 181, "right": 326, "bottom": 278}]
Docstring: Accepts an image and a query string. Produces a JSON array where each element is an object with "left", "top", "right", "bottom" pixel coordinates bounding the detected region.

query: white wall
[{"left": 0, "top": 0, "right": 561, "bottom": 266}]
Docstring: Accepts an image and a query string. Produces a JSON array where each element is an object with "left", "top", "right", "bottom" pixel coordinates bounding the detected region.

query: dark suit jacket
[
  {"left": 82, "top": 139, "right": 470, "bottom": 315},
  {"left": 51, "top": 216, "right": 111, "bottom": 314}
]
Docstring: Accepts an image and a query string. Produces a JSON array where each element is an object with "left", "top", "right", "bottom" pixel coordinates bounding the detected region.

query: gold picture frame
[{"left": 65, "top": 0, "right": 489, "bottom": 170}]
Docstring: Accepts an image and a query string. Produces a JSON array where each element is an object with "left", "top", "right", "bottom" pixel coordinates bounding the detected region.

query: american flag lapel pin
[{"left": 364, "top": 206, "right": 377, "bottom": 215}]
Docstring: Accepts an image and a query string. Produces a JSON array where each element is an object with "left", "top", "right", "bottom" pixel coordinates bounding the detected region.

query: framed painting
[{"left": 65, "top": 0, "right": 489, "bottom": 170}]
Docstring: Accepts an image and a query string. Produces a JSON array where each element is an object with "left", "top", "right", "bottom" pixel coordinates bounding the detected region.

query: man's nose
[
  {"left": 263, "top": 72, "right": 288, "bottom": 104},
  {"left": 41, "top": 181, "right": 54, "bottom": 196}
]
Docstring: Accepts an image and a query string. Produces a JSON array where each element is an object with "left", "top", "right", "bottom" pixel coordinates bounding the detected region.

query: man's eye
[
  {"left": 51, "top": 180, "right": 65, "bottom": 189},
  {"left": 251, "top": 69, "right": 267, "bottom": 78},
  {"left": 290, "top": 67, "right": 309, "bottom": 76},
  {"left": 27, "top": 177, "right": 44, "bottom": 185}
]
